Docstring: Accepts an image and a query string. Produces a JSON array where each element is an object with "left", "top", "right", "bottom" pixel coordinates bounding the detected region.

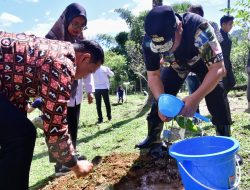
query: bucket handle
[{"left": 178, "top": 157, "right": 241, "bottom": 190}]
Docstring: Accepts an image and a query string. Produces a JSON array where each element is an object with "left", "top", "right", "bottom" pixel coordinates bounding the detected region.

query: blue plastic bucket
[
  {"left": 158, "top": 94, "right": 210, "bottom": 122},
  {"left": 169, "top": 136, "right": 240, "bottom": 190},
  {"left": 158, "top": 94, "right": 184, "bottom": 117}
]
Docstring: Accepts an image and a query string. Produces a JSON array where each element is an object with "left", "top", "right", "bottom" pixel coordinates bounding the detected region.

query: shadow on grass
[
  {"left": 242, "top": 124, "right": 250, "bottom": 131},
  {"left": 77, "top": 103, "right": 151, "bottom": 145},
  {"left": 135, "top": 104, "right": 151, "bottom": 118},
  {"left": 32, "top": 103, "right": 150, "bottom": 162},
  {"left": 29, "top": 174, "right": 55, "bottom": 190},
  {"left": 30, "top": 104, "right": 150, "bottom": 189},
  {"left": 77, "top": 118, "right": 135, "bottom": 145},
  {"left": 111, "top": 103, "right": 123, "bottom": 106}
]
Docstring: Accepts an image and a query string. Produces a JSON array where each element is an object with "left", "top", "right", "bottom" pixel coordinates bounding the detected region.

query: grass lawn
[{"left": 28, "top": 92, "right": 250, "bottom": 190}]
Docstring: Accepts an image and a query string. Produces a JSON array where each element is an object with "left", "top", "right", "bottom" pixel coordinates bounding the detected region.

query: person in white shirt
[
  {"left": 93, "top": 65, "right": 114, "bottom": 123},
  {"left": 67, "top": 75, "right": 95, "bottom": 149}
]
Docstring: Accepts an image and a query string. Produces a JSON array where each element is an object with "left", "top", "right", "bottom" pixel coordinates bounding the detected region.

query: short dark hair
[
  {"left": 73, "top": 40, "right": 104, "bottom": 64},
  {"left": 220, "top": 15, "right": 234, "bottom": 26},
  {"left": 188, "top": 4, "right": 204, "bottom": 17}
]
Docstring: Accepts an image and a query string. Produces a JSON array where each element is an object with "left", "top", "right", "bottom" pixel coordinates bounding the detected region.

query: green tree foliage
[
  {"left": 95, "top": 8, "right": 146, "bottom": 91},
  {"left": 225, "top": 0, "right": 250, "bottom": 85},
  {"left": 129, "top": 11, "right": 148, "bottom": 45},
  {"left": 231, "top": 36, "right": 249, "bottom": 84},
  {"left": 115, "top": 32, "right": 129, "bottom": 48},
  {"left": 115, "top": 8, "right": 147, "bottom": 45},
  {"left": 114, "top": 8, "right": 148, "bottom": 91},
  {"left": 113, "top": 31, "right": 129, "bottom": 55},
  {"left": 104, "top": 51, "right": 128, "bottom": 93},
  {"left": 114, "top": 8, "right": 134, "bottom": 28},
  {"left": 125, "top": 40, "right": 147, "bottom": 91},
  {"left": 221, "top": 0, "right": 250, "bottom": 27},
  {"left": 96, "top": 33, "right": 116, "bottom": 49},
  {"left": 125, "top": 41, "right": 146, "bottom": 79},
  {"left": 171, "top": 2, "right": 191, "bottom": 14}
]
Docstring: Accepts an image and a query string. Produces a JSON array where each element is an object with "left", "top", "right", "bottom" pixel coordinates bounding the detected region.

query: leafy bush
[{"left": 231, "top": 31, "right": 249, "bottom": 85}]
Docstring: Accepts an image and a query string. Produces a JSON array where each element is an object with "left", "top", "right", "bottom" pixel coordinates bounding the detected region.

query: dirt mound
[{"left": 40, "top": 152, "right": 183, "bottom": 190}]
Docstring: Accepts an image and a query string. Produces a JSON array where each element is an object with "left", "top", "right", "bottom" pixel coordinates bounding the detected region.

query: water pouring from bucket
[{"left": 158, "top": 94, "right": 210, "bottom": 122}]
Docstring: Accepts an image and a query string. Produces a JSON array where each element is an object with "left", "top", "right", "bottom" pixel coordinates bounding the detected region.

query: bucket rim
[{"left": 169, "top": 136, "right": 240, "bottom": 160}]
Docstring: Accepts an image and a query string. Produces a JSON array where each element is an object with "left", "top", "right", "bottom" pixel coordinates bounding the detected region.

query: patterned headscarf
[{"left": 45, "top": 3, "right": 87, "bottom": 42}]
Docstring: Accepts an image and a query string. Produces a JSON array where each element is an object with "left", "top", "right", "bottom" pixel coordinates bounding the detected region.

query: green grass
[
  {"left": 199, "top": 113, "right": 250, "bottom": 189},
  {"left": 28, "top": 93, "right": 250, "bottom": 190},
  {"left": 29, "top": 94, "right": 148, "bottom": 189}
]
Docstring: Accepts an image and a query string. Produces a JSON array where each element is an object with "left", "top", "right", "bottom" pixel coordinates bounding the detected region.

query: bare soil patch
[
  {"left": 39, "top": 91, "right": 248, "bottom": 190},
  {"left": 40, "top": 152, "right": 183, "bottom": 190},
  {"left": 199, "top": 91, "right": 248, "bottom": 115}
]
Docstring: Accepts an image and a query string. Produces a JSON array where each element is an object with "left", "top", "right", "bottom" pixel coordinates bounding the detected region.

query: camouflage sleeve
[
  {"left": 194, "top": 22, "right": 224, "bottom": 67},
  {"left": 209, "top": 21, "right": 223, "bottom": 43}
]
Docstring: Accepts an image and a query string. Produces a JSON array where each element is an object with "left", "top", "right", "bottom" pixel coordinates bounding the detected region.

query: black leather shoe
[
  {"left": 76, "top": 153, "right": 87, "bottom": 160},
  {"left": 96, "top": 120, "right": 103, "bottom": 124},
  {"left": 135, "top": 137, "right": 154, "bottom": 149},
  {"left": 108, "top": 116, "right": 112, "bottom": 121},
  {"left": 135, "top": 122, "right": 163, "bottom": 149}
]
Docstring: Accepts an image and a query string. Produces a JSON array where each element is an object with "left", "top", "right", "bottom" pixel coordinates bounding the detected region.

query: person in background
[
  {"left": 187, "top": 5, "right": 224, "bottom": 43},
  {"left": 220, "top": 15, "right": 236, "bottom": 93},
  {"left": 27, "top": 97, "right": 44, "bottom": 129},
  {"left": 185, "top": 4, "right": 224, "bottom": 118},
  {"left": 136, "top": 5, "right": 242, "bottom": 164},
  {"left": 117, "top": 85, "right": 124, "bottom": 104},
  {"left": 0, "top": 31, "right": 104, "bottom": 190},
  {"left": 45, "top": 3, "right": 95, "bottom": 176},
  {"left": 93, "top": 65, "right": 114, "bottom": 124},
  {"left": 246, "top": 29, "right": 250, "bottom": 113}
]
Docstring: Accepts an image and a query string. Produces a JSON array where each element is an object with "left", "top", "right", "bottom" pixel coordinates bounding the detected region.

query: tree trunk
[{"left": 227, "top": 0, "right": 231, "bottom": 15}]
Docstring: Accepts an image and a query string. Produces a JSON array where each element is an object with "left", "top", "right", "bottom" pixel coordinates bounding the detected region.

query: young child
[{"left": 117, "top": 85, "right": 124, "bottom": 103}]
